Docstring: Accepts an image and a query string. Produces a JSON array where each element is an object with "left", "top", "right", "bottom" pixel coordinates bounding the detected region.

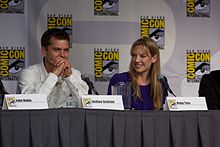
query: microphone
[
  {"left": 157, "top": 74, "right": 176, "bottom": 97},
  {"left": 81, "top": 74, "right": 99, "bottom": 95}
]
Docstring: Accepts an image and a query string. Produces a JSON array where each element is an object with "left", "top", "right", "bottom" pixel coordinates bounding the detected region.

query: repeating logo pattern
[
  {"left": 0, "top": 47, "right": 25, "bottom": 80},
  {"left": 187, "top": 0, "right": 210, "bottom": 17},
  {"left": 140, "top": 16, "right": 165, "bottom": 49},
  {"left": 47, "top": 14, "right": 73, "bottom": 44},
  {"left": 0, "top": 0, "right": 24, "bottom": 14},
  {"left": 94, "top": 0, "right": 119, "bottom": 16},
  {"left": 94, "top": 48, "right": 119, "bottom": 82},
  {"left": 186, "top": 50, "right": 210, "bottom": 82}
]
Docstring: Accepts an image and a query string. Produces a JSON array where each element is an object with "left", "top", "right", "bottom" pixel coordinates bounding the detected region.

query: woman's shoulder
[
  {"left": 112, "top": 72, "right": 130, "bottom": 80},
  {"left": 109, "top": 72, "right": 130, "bottom": 84}
]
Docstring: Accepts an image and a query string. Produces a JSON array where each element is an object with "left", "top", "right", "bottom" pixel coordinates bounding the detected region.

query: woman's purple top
[{"left": 107, "top": 72, "right": 167, "bottom": 110}]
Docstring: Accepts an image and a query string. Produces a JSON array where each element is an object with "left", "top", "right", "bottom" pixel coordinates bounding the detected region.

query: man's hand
[
  {"left": 63, "top": 62, "right": 72, "bottom": 78},
  {"left": 51, "top": 57, "right": 72, "bottom": 77}
]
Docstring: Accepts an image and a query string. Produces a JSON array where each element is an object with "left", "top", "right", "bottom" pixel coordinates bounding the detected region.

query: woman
[{"left": 107, "top": 37, "right": 167, "bottom": 110}]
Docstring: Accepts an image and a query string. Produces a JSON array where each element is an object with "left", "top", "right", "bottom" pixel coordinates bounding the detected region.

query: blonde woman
[{"left": 107, "top": 37, "right": 167, "bottom": 110}]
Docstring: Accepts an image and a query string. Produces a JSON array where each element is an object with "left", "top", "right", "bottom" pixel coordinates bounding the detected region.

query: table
[{"left": 0, "top": 109, "right": 220, "bottom": 147}]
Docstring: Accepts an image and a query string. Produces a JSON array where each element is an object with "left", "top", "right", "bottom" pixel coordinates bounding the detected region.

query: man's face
[{"left": 42, "top": 37, "right": 70, "bottom": 66}]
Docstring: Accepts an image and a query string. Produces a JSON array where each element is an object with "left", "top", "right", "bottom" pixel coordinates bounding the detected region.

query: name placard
[
  {"left": 2, "top": 94, "right": 48, "bottom": 110},
  {"left": 164, "top": 97, "right": 208, "bottom": 111},
  {"left": 81, "top": 95, "right": 124, "bottom": 110}
]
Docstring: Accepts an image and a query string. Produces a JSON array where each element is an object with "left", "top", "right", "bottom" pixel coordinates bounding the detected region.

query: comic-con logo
[
  {"left": 94, "top": 0, "right": 119, "bottom": 16},
  {"left": 0, "top": 47, "right": 25, "bottom": 80},
  {"left": 6, "top": 97, "right": 16, "bottom": 107},
  {"left": 168, "top": 99, "right": 177, "bottom": 109},
  {"left": 47, "top": 14, "right": 72, "bottom": 43},
  {"left": 94, "top": 48, "right": 119, "bottom": 82},
  {"left": 187, "top": 50, "right": 210, "bottom": 83},
  {"left": 187, "top": 0, "right": 210, "bottom": 17},
  {"left": 140, "top": 16, "right": 165, "bottom": 49},
  {"left": 82, "top": 98, "right": 92, "bottom": 108},
  {"left": 0, "top": 0, "right": 24, "bottom": 14}
]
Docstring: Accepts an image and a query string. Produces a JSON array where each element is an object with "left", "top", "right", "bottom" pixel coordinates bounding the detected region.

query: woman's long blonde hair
[{"left": 129, "top": 37, "right": 162, "bottom": 110}]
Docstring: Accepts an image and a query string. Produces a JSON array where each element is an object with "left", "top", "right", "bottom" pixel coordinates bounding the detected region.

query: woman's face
[{"left": 131, "top": 45, "right": 157, "bottom": 75}]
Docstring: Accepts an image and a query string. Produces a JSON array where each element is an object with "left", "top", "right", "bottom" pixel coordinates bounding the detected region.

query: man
[
  {"left": 199, "top": 70, "right": 220, "bottom": 110},
  {"left": 0, "top": 79, "right": 8, "bottom": 107},
  {"left": 17, "top": 28, "right": 88, "bottom": 108}
]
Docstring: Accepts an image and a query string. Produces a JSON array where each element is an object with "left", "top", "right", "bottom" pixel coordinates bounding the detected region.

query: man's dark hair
[{"left": 41, "top": 28, "right": 70, "bottom": 48}]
